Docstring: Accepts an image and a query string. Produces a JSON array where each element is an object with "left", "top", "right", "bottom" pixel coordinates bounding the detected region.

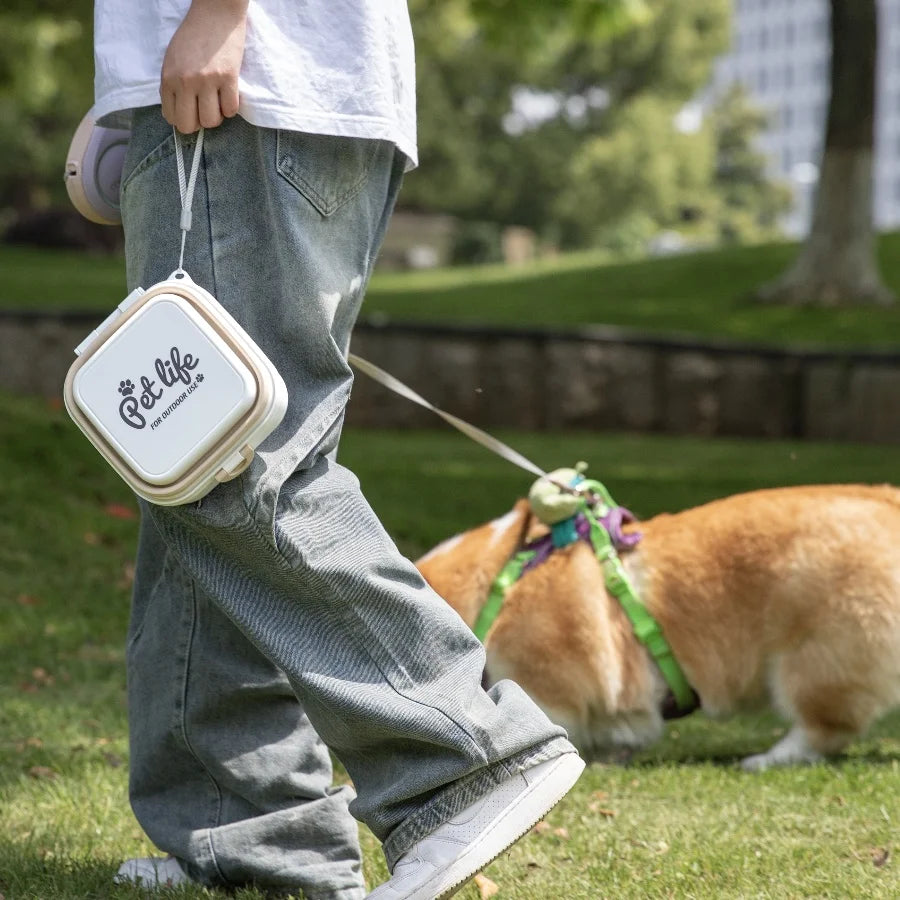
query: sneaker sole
[{"left": 416, "top": 753, "right": 586, "bottom": 900}]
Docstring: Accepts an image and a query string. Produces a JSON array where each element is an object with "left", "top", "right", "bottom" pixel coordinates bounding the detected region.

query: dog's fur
[{"left": 415, "top": 485, "right": 900, "bottom": 769}]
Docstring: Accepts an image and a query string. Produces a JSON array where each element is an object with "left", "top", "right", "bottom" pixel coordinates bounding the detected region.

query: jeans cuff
[{"left": 380, "top": 736, "right": 575, "bottom": 870}]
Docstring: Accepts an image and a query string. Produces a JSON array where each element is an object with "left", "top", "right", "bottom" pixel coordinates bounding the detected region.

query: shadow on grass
[
  {"left": 0, "top": 845, "right": 306, "bottom": 899},
  {"left": 595, "top": 708, "right": 900, "bottom": 771}
]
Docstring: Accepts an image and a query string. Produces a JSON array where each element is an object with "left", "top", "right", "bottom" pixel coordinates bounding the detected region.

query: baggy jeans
[{"left": 120, "top": 107, "right": 574, "bottom": 898}]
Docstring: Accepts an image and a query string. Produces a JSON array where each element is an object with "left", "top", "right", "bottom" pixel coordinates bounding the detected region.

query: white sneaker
[
  {"left": 366, "top": 753, "right": 585, "bottom": 900},
  {"left": 113, "top": 856, "right": 191, "bottom": 888}
]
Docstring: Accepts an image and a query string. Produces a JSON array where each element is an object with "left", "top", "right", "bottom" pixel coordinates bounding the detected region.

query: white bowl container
[{"left": 64, "top": 272, "right": 288, "bottom": 505}]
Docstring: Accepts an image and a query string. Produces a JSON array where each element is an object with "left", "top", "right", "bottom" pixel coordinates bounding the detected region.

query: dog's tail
[{"left": 416, "top": 500, "right": 532, "bottom": 629}]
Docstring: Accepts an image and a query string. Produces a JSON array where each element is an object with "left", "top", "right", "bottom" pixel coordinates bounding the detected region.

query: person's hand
[{"left": 160, "top": 0, "right": 249, "bottom": 134}]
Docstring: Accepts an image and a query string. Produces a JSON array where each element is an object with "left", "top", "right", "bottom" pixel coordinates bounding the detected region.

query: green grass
[
  {"left": 4, "top": 236, "right": 900, "bottom": 347},
  {"left": 1, "top": 245, "right": 128, "bottom": 314},
  {"left": 1, "top": 391, "right": 899, "bottom": 898}
]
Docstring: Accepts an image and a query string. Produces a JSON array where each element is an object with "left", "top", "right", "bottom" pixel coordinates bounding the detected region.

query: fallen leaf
[
  {"left": 15, "top": 594, "right": 40, "bottom": 607},
  {"left": 104, "top": 502, "right": 137, "bottom": 520},
  {"left": 474, "top": 873, "right": 499, "bottom": 898},
  {"left": 46, "top": 397, "right": 63, "bottom": 411},
  {"left": 589, "top": 805, "right": 617, "bottom": 818},
  {"left": 531, "top": 821, "right": 551, "bottom": 834},
  {"left": 27, "top": 766, "right": 57, "bottom": 780},
  {"left": 553, "top": 827, "right": 570, "bottom": 840},
  {"left": 19, "top": 682, "right": 39, "bottom": 694},
  {"left": 83, "top": 532, "right": 101, "bottom": 546},
  {"left": 872, "top": 848, "right": 890, "bottom": 868},
  {"left": 591, "top": 790, "right": 609, "bottom": 801}
]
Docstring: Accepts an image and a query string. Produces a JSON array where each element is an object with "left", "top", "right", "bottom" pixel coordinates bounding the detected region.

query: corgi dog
[{"left": 415, "top": 484, "right": 900, "bottom": 770}]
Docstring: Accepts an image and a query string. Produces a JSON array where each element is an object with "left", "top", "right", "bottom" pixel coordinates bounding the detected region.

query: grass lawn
[
  {"left": 4, "top": 235, "right": 900, "bottom": 348},
  {"left": 1, "top": 390, "right": 899, "bottom": 898}
]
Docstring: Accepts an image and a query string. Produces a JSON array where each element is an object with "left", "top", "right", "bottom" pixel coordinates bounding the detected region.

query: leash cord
[
  {"left": 172, "top": 126, "right": 205, "bottom": 273},
  {"left": 348, "top": 353, "right": 550, "bottom": 480}
]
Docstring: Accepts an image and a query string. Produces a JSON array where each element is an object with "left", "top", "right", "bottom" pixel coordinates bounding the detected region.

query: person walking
[{"left": 92, "top": 1, "right": 584, "bottom": 897}]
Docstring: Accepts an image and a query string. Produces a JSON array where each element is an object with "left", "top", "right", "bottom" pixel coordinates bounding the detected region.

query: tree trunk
[{"left": 755, "top": 0, "right": 895, "bottom": 306}]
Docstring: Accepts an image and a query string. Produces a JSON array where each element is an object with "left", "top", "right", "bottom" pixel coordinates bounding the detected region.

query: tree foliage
[
  {"left": 0, "top": 4, "right": 93, "bottom": 216},
  {"left": 1, "top": 0, "right": 789, "bottom": 256},
  {"left": 405, "top": 0, "right": 790, "bottom": 252}
]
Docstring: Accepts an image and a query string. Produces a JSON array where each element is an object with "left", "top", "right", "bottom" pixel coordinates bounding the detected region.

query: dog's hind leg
[{"left": 742, "top": 647, "right": 880, "bottom": 771}]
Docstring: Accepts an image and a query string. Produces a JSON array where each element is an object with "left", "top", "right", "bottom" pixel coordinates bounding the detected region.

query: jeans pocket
[
  {"left": 275, "top": 130, "right": 381, "bottom": 217},
  {"left": 121, "top": 108, "right": 178, "bottom": 198}
]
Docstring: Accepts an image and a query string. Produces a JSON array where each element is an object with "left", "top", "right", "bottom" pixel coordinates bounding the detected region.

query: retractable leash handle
[{"left": 64, "top": 109, "right": 130, "bottom": 225}]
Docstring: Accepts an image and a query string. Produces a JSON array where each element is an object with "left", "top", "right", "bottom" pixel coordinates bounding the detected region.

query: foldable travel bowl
[{"left": 64, "top": 273, "right": 288, "bottom": 505}]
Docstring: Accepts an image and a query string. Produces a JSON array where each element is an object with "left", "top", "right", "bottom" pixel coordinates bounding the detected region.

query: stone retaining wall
[{"left": 3, "top": 310, "right": 899, "bottom": 443}]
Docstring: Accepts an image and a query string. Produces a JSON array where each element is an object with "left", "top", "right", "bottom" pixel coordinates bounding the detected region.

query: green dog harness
[{"left": 475, "top": 485, "right": 697, "bottom": 715}]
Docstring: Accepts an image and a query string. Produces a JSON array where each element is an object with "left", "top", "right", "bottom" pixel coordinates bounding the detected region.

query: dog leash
[{"left": 347, "top": 353, "right": 549, "bottom": 480}]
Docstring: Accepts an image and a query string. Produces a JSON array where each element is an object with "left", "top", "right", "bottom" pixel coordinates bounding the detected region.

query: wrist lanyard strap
[{"left": 173, "top": 126, "right": 205, "bottom": 273}]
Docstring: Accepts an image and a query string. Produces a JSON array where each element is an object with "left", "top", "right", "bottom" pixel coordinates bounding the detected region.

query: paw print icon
[
  {"left": 195, "top": 373, "right": 204, "bottom": 383},
  {"left": 118, "top": 379, "right": 135, "bottom": 396}
]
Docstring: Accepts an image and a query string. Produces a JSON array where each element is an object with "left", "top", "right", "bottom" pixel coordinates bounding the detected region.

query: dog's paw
[
  {"left": 740, "top": 727, "right": 826, "bottom": 771},
  {"left": 740, "top": 752, "right": 773, "bottom": 773}
]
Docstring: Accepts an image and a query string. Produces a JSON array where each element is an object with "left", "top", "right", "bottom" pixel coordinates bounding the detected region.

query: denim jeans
[{"left": 119, "top": 107, "right": 574, "bottom": 898}]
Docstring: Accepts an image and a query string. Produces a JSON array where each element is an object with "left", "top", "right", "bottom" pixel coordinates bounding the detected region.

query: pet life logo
[{"left": 116, "top": 346, "right": 204, "bottom": 430}]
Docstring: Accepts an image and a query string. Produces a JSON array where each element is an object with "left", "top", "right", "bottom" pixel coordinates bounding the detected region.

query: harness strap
[
  {"left": 476, "top": 496, "right": 696, "bottom": 713},
  {"left": 582, "top": 509, "right": 695, "bottom": 711},
  {"left": 473, "top": 549, "right": 535, "bottom": 642}
]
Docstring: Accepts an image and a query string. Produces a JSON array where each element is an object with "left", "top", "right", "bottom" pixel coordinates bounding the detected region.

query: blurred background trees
[
  {"left": 0, "top": 0, "right": 93, "bottom": 218},
  {"left": 405, "top": 0, "right": 787, "bottom": 253},
  {"left": 5, "top": 0, "right": 890, "bottom": 308},
  {"left": 0, "top": 0, "right": 790, "bottom": 258}
]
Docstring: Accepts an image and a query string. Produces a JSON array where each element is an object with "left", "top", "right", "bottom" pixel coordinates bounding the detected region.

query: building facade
[{"left": 711, "top": 0, "right": 900, "bottom": 235}]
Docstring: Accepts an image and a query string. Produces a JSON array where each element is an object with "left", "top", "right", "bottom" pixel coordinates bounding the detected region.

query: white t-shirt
[{"left": 93, "top": 0, "right": 417, "bottom": 167}]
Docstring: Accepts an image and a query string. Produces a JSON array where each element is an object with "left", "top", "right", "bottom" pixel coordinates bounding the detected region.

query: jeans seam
[
  {"left": 245, "top": 385, "right": 349, "bottom": 541},
  {"left": 178, "top": 578, "right": 228, "bottom": 885}
]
